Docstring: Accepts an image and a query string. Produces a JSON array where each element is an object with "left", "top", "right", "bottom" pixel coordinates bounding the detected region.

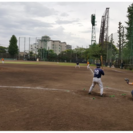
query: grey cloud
[
  {"left": 0, "top": 17, "right": 54, "bottom": 41},
  {"left": 60, "top": 12, "right": 69, "bottom": 17},
  {"left": 81, "top": 27, "right": 99, "bottom": 33},
  {"left": 77, "top": 23, "right": 83, "bottom": 27},
  {"left": 56, "top": 19, "right": 79, "bottom": 24},
  {"left": 0, "top": 8, "right": 8, "bottom": 17},
  {"left": 0, "top": 2, "right": 59, "bottom": 18},
  {"left": 23, "top": 2, "right": 59, "bottom": 17},
  {"left": 81, "top": 30, "right": 91, "bottom": 33},
  {"left": 0, "top": 15, "right": 53, "bottom": 29},
  {"left": 57, "top": 2, "right": 88, "bottom": 6}
]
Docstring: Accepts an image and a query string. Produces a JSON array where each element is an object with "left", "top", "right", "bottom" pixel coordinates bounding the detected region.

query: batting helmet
[{"left": 96, "top": 63, "right": 101, "bottom": 68}]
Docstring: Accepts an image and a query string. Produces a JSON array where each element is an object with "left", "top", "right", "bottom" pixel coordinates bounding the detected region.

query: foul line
[
  {"left": 88, "top": 67, "right": 94, "bottom": 75},
  {"left": 0, "top": 85, "right": 130, "bottom": 94},
  {"left": 0, "top": 85, "right": 72, "bottom": 93},
  {"left": 111, "top": 70, "right": 123, "bottom": 73},
  {"left": 105, "top": 87, "right": 130, "bottom": 93}
]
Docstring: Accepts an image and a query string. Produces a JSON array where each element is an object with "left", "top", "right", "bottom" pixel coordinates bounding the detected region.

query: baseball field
[{"left": 0, "top": 61, "right": 133, "bottom": 131}]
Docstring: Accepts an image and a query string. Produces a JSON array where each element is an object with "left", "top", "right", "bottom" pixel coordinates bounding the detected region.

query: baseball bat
[{"left": 100, "top": 55, "right": 103, "bottom": 69}]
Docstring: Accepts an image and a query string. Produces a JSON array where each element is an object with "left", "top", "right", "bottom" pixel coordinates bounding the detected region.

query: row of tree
[{"left": 116, "top": 3, "right": 133, "bottom": 69}]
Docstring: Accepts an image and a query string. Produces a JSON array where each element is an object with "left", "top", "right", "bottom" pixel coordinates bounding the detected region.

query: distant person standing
[
  {"left": 88, "top": 64, "right": 105, "bottom": 97},
  {"left": 87, "top": 61, "right": 90, "bottom": 69},
  {"left": 75, "top": 61, "right": 80, "bottom": 68},
  {"left": 1, "top": 58, "right": 4, "bottom": 64},
  {"left": 36, "top": 58, "right": 39, "bottom": 62}
]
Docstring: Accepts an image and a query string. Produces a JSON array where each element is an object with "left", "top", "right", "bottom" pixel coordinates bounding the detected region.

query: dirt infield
[{"left": 0, "top": 62, "right": 133, "bottom": 131}]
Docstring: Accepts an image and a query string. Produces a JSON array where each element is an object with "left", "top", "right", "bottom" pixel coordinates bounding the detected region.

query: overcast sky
[{"left": 0, "top": 1, "right": 132, "bottom": 51}]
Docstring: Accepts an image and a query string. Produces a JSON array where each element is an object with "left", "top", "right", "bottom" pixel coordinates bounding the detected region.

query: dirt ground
[{"left": 0, "top": 62, "right": 133, "bottom": 131}]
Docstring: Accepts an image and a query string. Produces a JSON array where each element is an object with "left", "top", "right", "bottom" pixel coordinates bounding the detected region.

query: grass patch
[
  {"left": 4, "top": 61, "right": 85, "bottom": 66},
  {"left": 5, "top": 61, "right": 40, "bottom": 65},
  {"left": 4, "top": 61, "right": 96, "bottom": 67}
]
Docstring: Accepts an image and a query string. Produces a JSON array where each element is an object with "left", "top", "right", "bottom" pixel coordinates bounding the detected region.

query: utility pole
[
  {"left": 110, "top": 33, "right": 113, "bottom": 67},
  {"left": 130, "top": 17, "right": 133, "bottom": 66},
  {"left": 19, "top": 37, "right": 20, "bottom": 60},
  {"left": 121, "top": 26, "right": 125, "bottom": 68},
  {"left": 117, "top": 22, "right": 122, "bottom": 67},
  {"left": 24, "top": 37, "right": 25, "bottom": 60},
  {"left": 29, "top": 37, "right": 30, "bottom": 59}
]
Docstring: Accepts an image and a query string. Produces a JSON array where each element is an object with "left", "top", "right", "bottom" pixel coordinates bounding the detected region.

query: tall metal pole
[
  {"left": 121, "top": 26, "right": 124, "bottom": 64},
  {"left": 19, "top": 37, "right": 20, "bottom": 60},
  {"left": 40, "top": 40, "right": 42, "bottom": 60},
  {"left": 24, "top": 37, "right": 25, "bottom": 60},
  {"left": 110, "top": 33, "right": 113, "bottom": 66},
  {"left": 130, "top": 18, "right": 133, "bottom": 65},
  {"left": 29, "top": 37, "right": 30, "bottom": 59}
]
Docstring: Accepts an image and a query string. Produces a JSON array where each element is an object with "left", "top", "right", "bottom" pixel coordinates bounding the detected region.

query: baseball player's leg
[
  {"left": 89, "top": 82, "right": 96, "bottom": 93},
  {"left": 88, "top": 78, "right": 97, "bottom": 93},
  {"left": 98, "top": 79, "right": 104, "bottom": 96}
]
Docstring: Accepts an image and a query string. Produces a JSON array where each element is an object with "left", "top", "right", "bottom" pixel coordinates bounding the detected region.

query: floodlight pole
[
  {"left": 24, "top": 37, "right": 25, "bottom": 60},
  {"left": 19, "top": 37, "right": 20, "bottom": 60},
  {"left": 29, "top": 37, "right": 30, "bottom": 59}
]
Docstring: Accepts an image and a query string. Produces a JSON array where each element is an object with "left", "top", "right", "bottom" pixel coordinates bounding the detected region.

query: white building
[
  {"left": 30, "top": 36, "right": 70, "bottom": 55},
  {"left": 66, "top": 44, "right": 72, "bottom": 50}
]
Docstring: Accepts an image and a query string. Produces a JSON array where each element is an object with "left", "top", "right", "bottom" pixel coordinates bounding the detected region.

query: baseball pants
[
  {"left": 87, "top": 64, "right": 90, "bottom": 69},
  {"left": 89, "top": 77, "right": 103, "bottom": 95},
  {"left": 75, "top": 65, "right": 80, "bottom": 68}
]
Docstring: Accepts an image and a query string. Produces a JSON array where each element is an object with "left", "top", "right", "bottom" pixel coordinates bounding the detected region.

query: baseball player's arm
[{"left": 101, "top": 70, "right": 104, "bottom": 75}]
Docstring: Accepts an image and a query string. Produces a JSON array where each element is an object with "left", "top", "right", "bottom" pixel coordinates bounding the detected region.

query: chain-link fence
[{"left": 18, "top": 37, "right": 49, "bottom": 61}]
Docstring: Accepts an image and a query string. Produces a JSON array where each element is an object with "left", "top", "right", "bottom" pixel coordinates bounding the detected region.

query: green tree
[
  {"left": 29, "top": 51, "right": 33, "bottom": 57},
  {"left": 38, "top": 48, "right": 47, "bottom": 60},
  {"left": 47, "top": 50, "right": 57, "bottom": 61},
  {"left": 0, "top": 46, "right": 7, "bottom": 53},
  {"left": 125, "top": 3, "right": 133, "bottom": 63},
  {"left": 8, "top": 35, "right": 18, "bottom": 57},
  {"left": 87, "top": 43, "right": 106, "bottom": 63}
]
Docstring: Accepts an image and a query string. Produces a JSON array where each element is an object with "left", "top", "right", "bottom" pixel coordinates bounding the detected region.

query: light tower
[
  {"left": 99, "top": 8, "right": 109, "bottom": 48},
  {"left": 91, "top": 14, "right": 96, "bottom": 45}
]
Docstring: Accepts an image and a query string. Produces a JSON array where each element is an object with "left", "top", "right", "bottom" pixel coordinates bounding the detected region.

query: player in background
[
  {"left": 125, "top": 78, "right": 133, "bottom": 85},
  {"left": 87, "top": 61, "right": 90, "bottom": 69},
  {"left": 75, "top": 61, "right": 80, "bottom": 68},
  {"left": 1, "top": 58, "right": 4, "bottom": 64},
  {"left": 88, "top": 63, "right": 105, "bottom": 97}
]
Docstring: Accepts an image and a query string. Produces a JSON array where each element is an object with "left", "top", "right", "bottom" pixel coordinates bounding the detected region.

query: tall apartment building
[
  {"left": 30, "top": 36, "right": 69, "bottom": 55},
  {"left": 66, "top": 44, "right": 72, "bottom": 50}
]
